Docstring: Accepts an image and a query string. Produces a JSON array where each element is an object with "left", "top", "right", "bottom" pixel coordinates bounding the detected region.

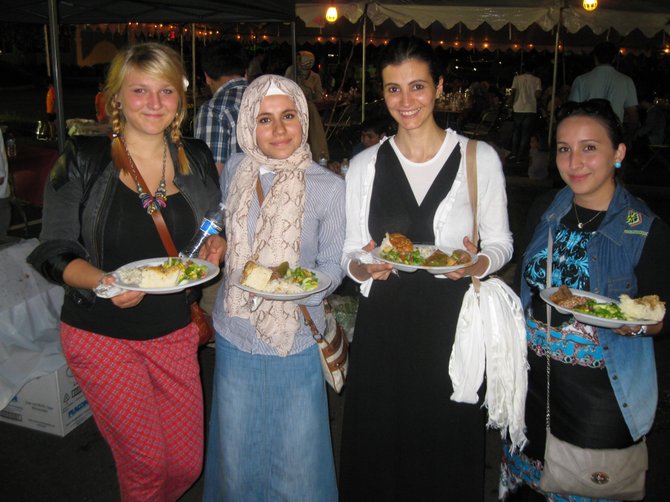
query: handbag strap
[
  {"left": 545, "top": 229, "right": 554, "bottom": 431},
  {"left": 465, "top": 139, "right": 480, "bottom": 291},
  {"left": 118, "top": 145, "right": 178, "bottom": 257},
  {"left": 299, "top": 304, "right": 325, "bottom": 342}
]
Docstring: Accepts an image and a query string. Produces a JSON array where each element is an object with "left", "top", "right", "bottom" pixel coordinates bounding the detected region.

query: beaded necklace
[{"left": 121, "top": 135, "right": 168, "bottom": 215}]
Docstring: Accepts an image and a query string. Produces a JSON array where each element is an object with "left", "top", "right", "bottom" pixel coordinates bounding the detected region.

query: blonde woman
[{"left": 28, "top": 43, "right": 224, "bottom": 501}]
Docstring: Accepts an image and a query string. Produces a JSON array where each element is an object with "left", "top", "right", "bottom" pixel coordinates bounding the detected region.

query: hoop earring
[{"left": 614, "top": 161, "right": 622, "bottom": 169}]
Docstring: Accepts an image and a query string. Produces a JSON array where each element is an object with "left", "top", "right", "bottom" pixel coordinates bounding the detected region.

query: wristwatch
[{"left": 630, "top": 325, "right": 648, "bottom": 336}]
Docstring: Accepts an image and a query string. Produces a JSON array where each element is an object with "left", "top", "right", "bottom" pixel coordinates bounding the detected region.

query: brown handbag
[
  {"left": 124, "top": 153, "right": 215, "bottom": 346},
  {"left": 299, "top": 304, "right": 348, "bottom": 393}
]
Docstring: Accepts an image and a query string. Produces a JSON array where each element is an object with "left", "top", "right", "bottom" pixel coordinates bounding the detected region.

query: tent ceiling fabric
[
  {"left": 0, "top": 0, "right": 296, "bottom": 23},
  {"left": 296, "top": 1, "right": 670, "bottom": 37}
]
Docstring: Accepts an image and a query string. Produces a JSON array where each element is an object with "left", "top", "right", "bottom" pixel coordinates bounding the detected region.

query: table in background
[{"left": 434, "top": 106, "right": 470, "bottom": 133}]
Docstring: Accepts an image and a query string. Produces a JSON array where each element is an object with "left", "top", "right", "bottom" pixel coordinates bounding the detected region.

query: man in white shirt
[
  {"left": 509, "top": 63, "right": 542, "bottom": 163},
  {"left": 569, "top": 41, "right": 639, "bottom": 131}
]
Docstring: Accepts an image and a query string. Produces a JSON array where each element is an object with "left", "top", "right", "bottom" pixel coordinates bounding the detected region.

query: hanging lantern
[
  {"left": 583, "top": 0, "right": 598, "bottom": 11},
  {"left": 325, "top": 6, "right": 338, "bottom": 23}
]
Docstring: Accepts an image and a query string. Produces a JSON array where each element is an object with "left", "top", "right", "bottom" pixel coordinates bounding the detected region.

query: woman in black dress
[{"left": 339, "top": 37, "right": 513, "bottom": 501}]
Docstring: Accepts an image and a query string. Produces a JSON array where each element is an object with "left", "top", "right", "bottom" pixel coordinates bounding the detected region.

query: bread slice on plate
[
  {"left": 240, "top": 261, "right": 273, "bottom": 291},
  {"left": 139, "top": 264, "right": 181, "bottom": 288}
]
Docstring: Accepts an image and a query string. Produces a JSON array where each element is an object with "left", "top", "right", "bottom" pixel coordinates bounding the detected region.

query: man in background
[
  {"left": 194, "top": 41, "right": 248, "bottom": 321},
  {"left": 45, "top": 77, "right": 56, "bottom": 141},
  {"left": 195, "top": 41, "right": 248, "bottom": 176},
  {"left": 285, "top": 51, "right": 328, "bottom": 161},
  {"left": 95, "top": 78, "right": 107, "bottom": 123},
  {"left": 569, "top": 41, "right": 639, "bottom": 133},
  {"left": 508, "top": 62, "right": 541, "bottom": 164},
  {"left": 351, "top": 116, "right": 389, "bottom": 157}
]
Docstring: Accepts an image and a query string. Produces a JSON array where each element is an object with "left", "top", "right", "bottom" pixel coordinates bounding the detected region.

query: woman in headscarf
[{"left": 202, "top": 74, "right": 345, "bottom": 501}]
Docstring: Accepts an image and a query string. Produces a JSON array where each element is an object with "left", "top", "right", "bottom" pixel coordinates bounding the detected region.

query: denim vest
[{"left": 520, "top": 184, "right": 657, "bottom": 440}]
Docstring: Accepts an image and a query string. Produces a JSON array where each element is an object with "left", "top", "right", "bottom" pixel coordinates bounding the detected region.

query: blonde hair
[{"left": 105, "top": 42, "right": 191, "bottom": 174}]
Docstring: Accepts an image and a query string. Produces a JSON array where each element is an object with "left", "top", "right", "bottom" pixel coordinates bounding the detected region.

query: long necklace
[
  {"left": 122, "top": 136, "right": 168, "bottom": 215},
  {"left": 573, "top": 200, "right": 602, "bottom": 229}
]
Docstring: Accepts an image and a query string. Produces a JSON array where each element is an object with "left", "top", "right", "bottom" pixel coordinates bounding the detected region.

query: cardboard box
[{"left": 0, "top": 364, "right": 92, "bottom": 436}]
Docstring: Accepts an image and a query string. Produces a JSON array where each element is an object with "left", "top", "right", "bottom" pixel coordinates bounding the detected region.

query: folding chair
[{"left": 461, "top": 108, "right": 501, "bottom": 140}]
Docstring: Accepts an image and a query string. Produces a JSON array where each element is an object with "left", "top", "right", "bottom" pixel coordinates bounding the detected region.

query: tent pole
[
  {"left": 180, "top": 28, "right": 184, "bottom": 61},
  {"left": 47, "top": 0, "right": 65, "bottom": 152},
  {"left": 43, "top": 25, "right": 51, "bottom": 77},
  {"left": 191, "top": 24, "right": 196, "bottom": 134},
  {"left": 291, "top": 21, "right": 297, "bottom": 82},
  {"left": 361, "top": 3, "right": 368, "bottom": 123},
  {"left": 548, "top": 5, "right": 563, "bottom": 147}
]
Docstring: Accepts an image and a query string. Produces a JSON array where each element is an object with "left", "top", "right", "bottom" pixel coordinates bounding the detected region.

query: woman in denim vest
[{"left": 501, "top": 99, "right": 670, "bottom": 501}]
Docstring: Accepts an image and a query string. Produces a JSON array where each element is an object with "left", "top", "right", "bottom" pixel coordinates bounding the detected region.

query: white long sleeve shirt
[{"left": 342, "top": 130, "right": 513, "bottom": 296}]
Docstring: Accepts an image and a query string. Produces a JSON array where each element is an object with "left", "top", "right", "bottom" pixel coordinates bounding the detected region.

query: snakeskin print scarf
[{"left": 223, "top": 74, "right": 312, "bottom": 355}]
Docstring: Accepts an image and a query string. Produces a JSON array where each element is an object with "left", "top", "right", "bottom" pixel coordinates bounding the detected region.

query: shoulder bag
[
  {"left": 538, "top": 230, "right": 647, "bottom": 499},
  {"left": 449, "top": 139, "right": 529, "bottom": 451},
  {"left": 299, "top": 304, "right": 348, "bottom": 393}
]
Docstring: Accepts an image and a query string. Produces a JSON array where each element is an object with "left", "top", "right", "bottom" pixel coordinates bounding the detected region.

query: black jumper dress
[{"left": 339, "top": 141, "right": 486, "bottom": 502}]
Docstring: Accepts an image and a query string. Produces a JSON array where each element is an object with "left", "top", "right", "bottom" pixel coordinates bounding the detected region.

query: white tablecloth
[
  {"left": 0, "top": 239, "right": 65, "bottom": 409},
  {"left": 66, "top": 118, "right": 111, "bottom": 137}
]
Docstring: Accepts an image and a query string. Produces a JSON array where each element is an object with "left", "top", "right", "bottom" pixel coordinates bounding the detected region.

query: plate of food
[
  {"left": 540, "top": 285, "right": 665, "bottom": 329},
  {"left": 370, "top": 232, "right": 476, "bottom": 274},
  {"left": 231, "top": 260, "right": 331, "bottom": 300},
  {"left": 112, "top": 257, "right": 219, "bottom": 294}
]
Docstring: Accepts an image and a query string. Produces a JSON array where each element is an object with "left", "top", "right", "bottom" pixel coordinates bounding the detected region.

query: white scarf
[{"left": 449, "top": 277, "right": 529, "bottom": 452}]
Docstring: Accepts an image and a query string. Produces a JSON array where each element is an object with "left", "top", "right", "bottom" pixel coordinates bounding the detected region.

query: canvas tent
[
  {"left": 296, "top": 0, "right": 670, "bottom": 126},
  {"left": 0, "top": 0, "right": 296, "bottom": 150},
  {"left": 297, "top": 1, "right": 670, "bottom": 37}
]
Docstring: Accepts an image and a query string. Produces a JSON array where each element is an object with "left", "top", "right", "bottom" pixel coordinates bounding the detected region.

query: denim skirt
[{"left": 202, "top": 336, "right": 338, "bottom": 502}]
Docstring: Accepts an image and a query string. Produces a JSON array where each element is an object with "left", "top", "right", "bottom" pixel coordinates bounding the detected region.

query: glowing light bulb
[
  {"left": 583, "top": 0, "right": 598, "bottom": 11},
  {"left": 325, "top": 6, "right": 338, "bottom": 23}
]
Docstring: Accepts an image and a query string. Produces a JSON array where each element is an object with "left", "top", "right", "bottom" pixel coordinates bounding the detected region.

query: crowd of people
[{"left": 18, "top": 33, "right": 670, "bottom": 502}]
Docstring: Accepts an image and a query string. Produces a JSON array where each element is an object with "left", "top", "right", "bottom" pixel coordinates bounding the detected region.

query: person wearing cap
[{"left": 285, "top": 50, "right": 329, "bottom": 161}]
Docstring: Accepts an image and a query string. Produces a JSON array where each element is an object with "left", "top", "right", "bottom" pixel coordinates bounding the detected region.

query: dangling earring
[{"left": 614, "top": 160, "right": 622, "bottom": 169}]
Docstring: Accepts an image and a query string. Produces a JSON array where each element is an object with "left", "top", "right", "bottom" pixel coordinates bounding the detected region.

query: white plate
[
  {"left": 231, "top": 268, "right": 331, "bottom": 300},
  {"left": 112, "top": 257, "right": 219, "bottom": 295},
  {"left": 370, "top": 245, "right": 477, "bottom": 274},
  {"left": 540, "top": 287, "right": 658, "bottom": 329}
]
